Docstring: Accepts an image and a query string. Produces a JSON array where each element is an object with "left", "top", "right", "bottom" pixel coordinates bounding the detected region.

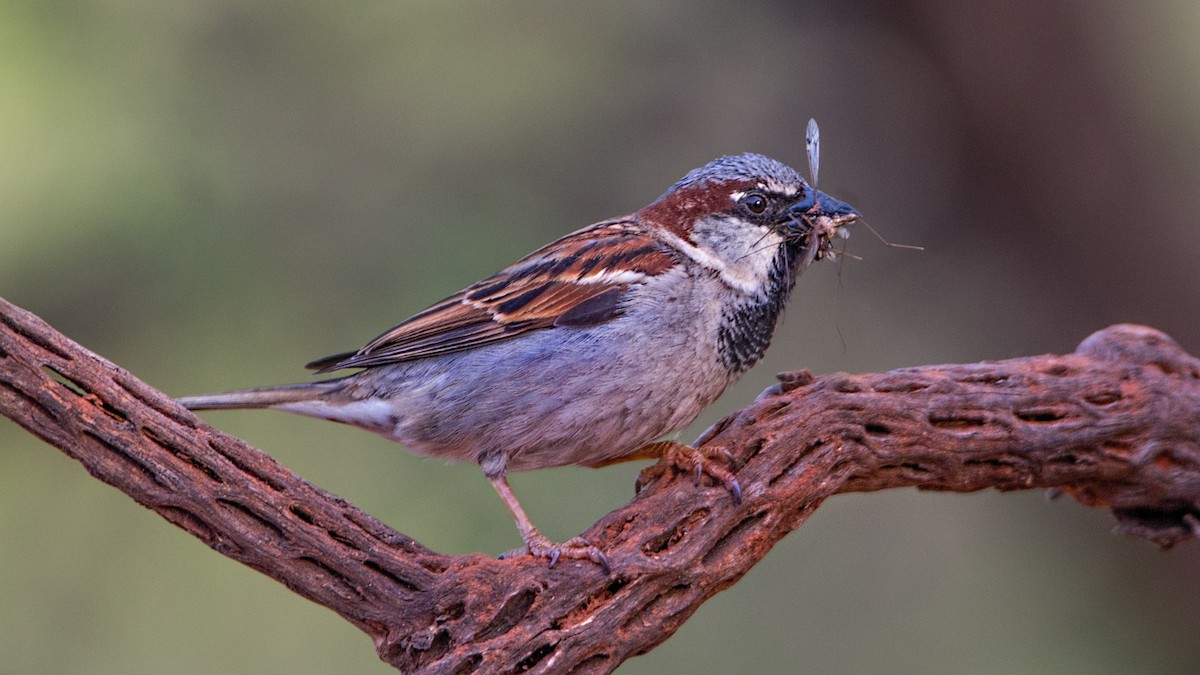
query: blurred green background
[{"left": 3, "top": 0, "right": 1199, "bottom": 672}]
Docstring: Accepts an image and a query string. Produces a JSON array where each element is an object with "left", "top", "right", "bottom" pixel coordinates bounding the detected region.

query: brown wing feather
[{"left": 308, "top": 220, "right": 677, "bottom": 372}]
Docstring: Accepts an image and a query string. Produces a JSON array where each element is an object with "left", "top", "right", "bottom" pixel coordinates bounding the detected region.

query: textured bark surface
[{"left": 3, "top": 294, "right": 1198, "bottom": 673}]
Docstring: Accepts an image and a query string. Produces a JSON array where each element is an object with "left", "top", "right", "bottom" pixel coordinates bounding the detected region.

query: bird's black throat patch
[{"left": 716, "top": 245, "right": 801, "bottom": 373}]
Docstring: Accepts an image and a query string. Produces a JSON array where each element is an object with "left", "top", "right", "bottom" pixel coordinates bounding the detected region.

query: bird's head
[{"left": 637, "top": 153, "right": 860, "bottom": 287}]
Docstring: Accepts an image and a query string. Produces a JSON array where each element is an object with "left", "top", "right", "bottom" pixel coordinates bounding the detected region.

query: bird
[{"left": 179, "top": 152, "right": 860, "bottom": 571}]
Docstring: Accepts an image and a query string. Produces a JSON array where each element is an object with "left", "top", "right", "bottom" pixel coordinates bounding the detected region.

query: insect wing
[{"left": 805, "top": 118, "right": 820, "bottom": 188}]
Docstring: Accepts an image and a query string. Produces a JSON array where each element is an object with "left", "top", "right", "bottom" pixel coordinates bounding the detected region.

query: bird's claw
[
  {"left": 635, "top": 441, "right": 742, "bottom": 505},
  {"left": 499, "top": 533, "right": 610, "bottom": 574}
]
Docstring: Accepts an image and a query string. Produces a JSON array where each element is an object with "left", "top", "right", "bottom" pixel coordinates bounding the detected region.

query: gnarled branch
[{"left": 2, "top": 294, "right": 1198, "bottom": 673}]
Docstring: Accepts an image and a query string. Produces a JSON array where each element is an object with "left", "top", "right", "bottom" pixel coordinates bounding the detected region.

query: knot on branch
[
  {"left": 1068, "top": 325, "right": 1200, "bottom": 548},
  {"left": 1077, "top": 324, "right": 1200, "bottom": 379}
]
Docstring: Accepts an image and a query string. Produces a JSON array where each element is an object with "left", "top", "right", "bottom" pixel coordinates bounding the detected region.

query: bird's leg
[
  {"left": 488, "top": 473, "right": 610, "bottom": 573},
  {"left": 633, "top": 441, "right": 742, "bottom": 504}
]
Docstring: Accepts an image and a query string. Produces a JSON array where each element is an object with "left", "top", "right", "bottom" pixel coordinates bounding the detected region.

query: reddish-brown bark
[{"left": 2, "top": 295, "right": 1197, "bottom": 673}]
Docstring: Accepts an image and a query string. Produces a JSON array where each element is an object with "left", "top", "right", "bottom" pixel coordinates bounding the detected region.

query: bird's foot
[
  {"left": 499, "top": 533, "right": 610, "bottom": 574},
  {"left": 635, "top": 441, "right": 742, "bottom": 504}
]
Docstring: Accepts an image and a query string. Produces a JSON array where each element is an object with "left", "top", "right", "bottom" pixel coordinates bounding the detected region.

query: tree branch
[{"left": 2, "top": 294, "right": 1198, "bottom": 673}]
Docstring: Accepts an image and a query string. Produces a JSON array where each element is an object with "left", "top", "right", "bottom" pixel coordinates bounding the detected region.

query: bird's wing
[{"left": 306, "top": 220, "right": 678, "bottom": 372}]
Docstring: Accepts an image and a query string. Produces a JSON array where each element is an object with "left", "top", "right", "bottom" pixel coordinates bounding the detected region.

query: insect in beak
[
  {"left": 782, "top": 190, "right": 859, "bottom": 260},
  {"left": 780, "top": 119, "right": 860, "bottom": 259}
]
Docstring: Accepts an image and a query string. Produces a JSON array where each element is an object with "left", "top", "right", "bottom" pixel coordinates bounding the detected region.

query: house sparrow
[{"left": 180, "top": 153, "right": 860, "bottom": 571}]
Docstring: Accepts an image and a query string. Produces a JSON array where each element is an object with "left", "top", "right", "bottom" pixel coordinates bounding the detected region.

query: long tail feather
[{"left": 179, "top": 380, "right": 343, "bottom": 411}]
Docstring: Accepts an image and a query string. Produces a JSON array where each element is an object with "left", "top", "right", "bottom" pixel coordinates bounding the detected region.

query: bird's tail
[{"left": 179, "top": 379, "right": 345, "bottom": 411}]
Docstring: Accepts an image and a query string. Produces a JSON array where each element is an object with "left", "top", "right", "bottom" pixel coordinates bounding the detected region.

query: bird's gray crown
[{"left": 664, "top": 153, "right": 805, "bottom": 198}]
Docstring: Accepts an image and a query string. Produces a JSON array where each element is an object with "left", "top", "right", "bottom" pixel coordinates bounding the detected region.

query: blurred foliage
[{"left": 2, "top": 0, "right": 1199, "bottom": 673}]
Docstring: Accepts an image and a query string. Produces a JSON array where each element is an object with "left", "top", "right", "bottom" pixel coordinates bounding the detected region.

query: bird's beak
[
  {"left": 785, "top": 188, "right": 861, "bottom": 225},
  {"left": 781, "top": 188, "right": 860, "bottom": 261}
]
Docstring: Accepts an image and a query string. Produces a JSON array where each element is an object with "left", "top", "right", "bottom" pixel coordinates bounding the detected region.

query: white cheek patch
[
  {"left": 658, "top": 229, "right": 731, "bottom": 274},
  {"left": 658, "top": 221, "right": 784, "bottom": 295}
]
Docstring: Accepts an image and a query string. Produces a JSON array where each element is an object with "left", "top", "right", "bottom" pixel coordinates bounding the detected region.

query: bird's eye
[{"left": 742, "top": 192, "right": 768, "bottom": 215}]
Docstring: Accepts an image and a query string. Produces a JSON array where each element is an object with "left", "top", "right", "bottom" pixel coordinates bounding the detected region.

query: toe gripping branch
[{"left": 635, "top": 441, "right": 743, "bottom": 505}]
